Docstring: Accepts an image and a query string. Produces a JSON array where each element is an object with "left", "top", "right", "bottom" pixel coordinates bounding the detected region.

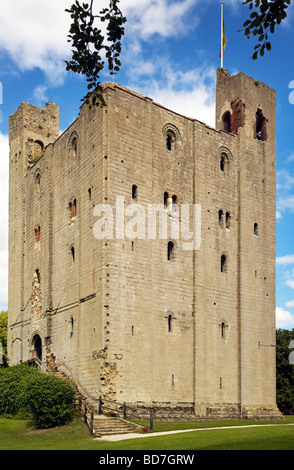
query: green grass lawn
[{"left": 0, "top": 413, "right": 293, "bottom": 450}]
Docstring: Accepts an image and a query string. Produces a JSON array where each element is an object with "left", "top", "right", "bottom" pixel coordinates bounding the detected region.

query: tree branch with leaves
[
  {"left": 65, "top": 0, "right": 126, "bottom": 106},
  {"left": 242, "top": 0, "right": 291, "bottom": 59}
]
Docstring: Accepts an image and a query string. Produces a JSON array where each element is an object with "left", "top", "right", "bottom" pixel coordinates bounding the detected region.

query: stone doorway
[{"left": 32, "top": 335, "right": 42, "bottom": 361}]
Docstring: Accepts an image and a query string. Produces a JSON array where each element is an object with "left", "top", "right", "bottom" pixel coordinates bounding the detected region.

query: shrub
[
  {"left": 0, "top": 365, "right": 39, "bottom": 415},
  {"left": 25, "top": 373, "right": 75, "bottom": 429}
]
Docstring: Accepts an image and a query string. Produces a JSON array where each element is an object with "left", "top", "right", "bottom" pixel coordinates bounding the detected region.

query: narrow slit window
[
  {"left": 172, "top": 195, "right": 178, "bottom": 212},
  {"left": 254, "top": 223, "right": 259, "bottom": 236},
  {"left": 221, "top": 322, "right": 226, "bottom": 339},
  {"left": 88, "top": 188, "right": 92, "bottom": 201},
  {"left": 132, "top": 184, "right": 137, "bottom": 200},
  {"left": 167, "top": 241, "right": 174, "bottom": 261},
  {"left": 35, "top": 226, "right": 41, "bottom": 242},
  {"left": 35, "top": 268, "right": 40, "bottom": 284},
  {"left": 71, "top": 246, "right": 75, "bottom": 263},
  {"left": 168, "top": 314, "right": 172, "bottom": 332},
  {"left": 219, "top": 210, "right": 223, "bottom": 227},
  {"left": 164, "top": 192, "right": 168, "bottom": 208},
  {"left": 221, "top": 254, "right": 227, "bottom": 273},
  {"left": 70, "top": 199, "right": 77, "bottom": 218},
  {"left": 226, "top": 212, "right": 230, "bottom": 229}
]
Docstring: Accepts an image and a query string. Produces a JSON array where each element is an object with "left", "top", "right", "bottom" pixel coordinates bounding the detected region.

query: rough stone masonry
[{"left": 7, "top": 68, "right": 282, "bottom": 420}]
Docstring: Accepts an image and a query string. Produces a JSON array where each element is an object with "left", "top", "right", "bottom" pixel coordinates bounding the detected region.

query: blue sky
[{"left": 0, "top": 0, "right": 294, "bottom": 328}]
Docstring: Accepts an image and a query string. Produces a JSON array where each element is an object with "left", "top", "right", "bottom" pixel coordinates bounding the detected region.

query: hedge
[{"left": 0, "top": 365, "right": 75, "bottom": 428}]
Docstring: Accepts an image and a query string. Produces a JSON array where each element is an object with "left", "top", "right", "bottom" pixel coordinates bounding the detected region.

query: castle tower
[
  {"left": 8, "top": 102, "right": 59, "bottom": 363},
  {"left": 213, "top": 68, "right": 277, "bottom": 417}
]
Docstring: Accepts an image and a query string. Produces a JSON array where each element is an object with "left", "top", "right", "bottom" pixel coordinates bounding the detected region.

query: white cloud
[
  {"left": 33, "top": 85, "right": 49, "bottom": 107},
  {"left": 276, "top": 254, "right": 294, "bottom": 265},
  {"left": 286, "top": 279, "right": 294, "bottom": 290},
  {"left": 276, "top": 307, "right": 294, "bottom": 328},
  {"left": 0, "top": 132, "right": 9, "bottom": 310},
  {"left": 125, "top": 61, "right": 216, "bottom": 125},
  {"left": 0, "top": 0, "right": 71, "bottom": 85},
  {"left": 286, "top": 300, "right": 294, "bottom": 308},
  {"left": 123, "top": 0, "right": 199, "bottom": 39}
]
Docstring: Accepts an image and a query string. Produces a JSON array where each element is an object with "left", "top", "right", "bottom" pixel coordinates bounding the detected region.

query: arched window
[
  {"left": 32, "top": 335, "right": 42, "bottom": 361},
  {"left": 69, "top": 132, "right": 79, "bottom": 158},
  {"left": 220, "top": 153, "right": 228, "bottom": 173},
  {"left": 221, "top": 254, "right": 227, "bottom": 273},
  {"left": 34, "top": 140, "right": 44, "bottom": 160},
  {"left": 167, "top": 241, "right": 174, "bottom": 261},
  {"left": 222, "top": 111, "right": 231, "bottom": 133},
  {"left": 162, "top": 123, "right": 181, "bottom": 152}
]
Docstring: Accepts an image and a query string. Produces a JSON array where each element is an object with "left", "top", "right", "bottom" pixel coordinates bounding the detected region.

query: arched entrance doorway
[{"left": 32, "top": 335, "right": 42, "bottom": 361}]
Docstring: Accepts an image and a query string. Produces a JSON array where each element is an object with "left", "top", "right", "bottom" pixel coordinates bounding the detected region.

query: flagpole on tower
[{"left": 221, "top": 2, "right": 224, "bottom": 68}]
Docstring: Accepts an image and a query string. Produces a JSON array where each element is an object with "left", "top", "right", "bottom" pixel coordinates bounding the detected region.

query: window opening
[
  {"left": 70, "top": 199, "right": 77, "bottom": 218},
  {"left": 222, "top": 111, "right": 231, "bottom": 133},
  {"left": 35, "top": 226, "right": 41, "bottom": 242},
  {"left": 132, "top": 184, "right": 137, "bottom": 200},
  {"left": 226, "top": 212, "right": 230, "bottom": 229},
  {"left": 172, "top": 195, "right": 178, "bottom": 212},
  {"left": 254, "top": 223, "right": 259, "bottom": 236},
  {"left": 166, "top": 134, "right": 172, "bottom": 151},
  {"left": 164, "top": 192, "right": 168, "bottom": 208},
  {"left": 168, "top": 314, "right": 172, "bottom": 332},
  {"left": 220, "top": 153, "right": 228, "bottom": 172},
  {"left": 88, "top": 188, "right": 92, "bottom": 201},
  {"left": 256, "top": 109, "right": 267, "bottom": 141},
  {"left": 221, "top": 322, "right": 226, "bottom": 339},
  {"left": 71, "top": 246, "right": 75, "bottom": 263},
  {"left": 221, "top": 254, "right": 227, "bottom": 273},
  {"left": 167, "top": 241, "right": 174, "bottom": 261},
  {"left": 219, "top": 210, "right": 223, "bottom": 227}
]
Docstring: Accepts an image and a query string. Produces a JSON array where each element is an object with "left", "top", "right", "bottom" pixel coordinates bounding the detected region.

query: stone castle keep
[{"left": 8, "top": 68, "right": 282, "bottom": 420}]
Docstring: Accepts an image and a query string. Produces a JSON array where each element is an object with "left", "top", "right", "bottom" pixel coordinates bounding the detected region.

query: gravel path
[{"left": 97, "top": 423, "right": 294, "bottom": 441}]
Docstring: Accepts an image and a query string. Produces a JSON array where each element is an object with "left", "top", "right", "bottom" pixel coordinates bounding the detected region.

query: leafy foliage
[
  {"left": 65, "top": 0, "right": 126, "bottom": 107},
  {"left": 276, "top": 328, "right": 294, "bottom": 414},
  {"left": 242, "top": 0, "right": 291, "bottom": 59},
  {"left": 0, "top": 365, "right": 75, "bottom": 428},
  {"left": 25, "top": 373, "right": 75, "bottom": 429},
  {"left": 0, "top": 365, "right": 39, "bottom": 415},
  {"left": 0, "top": 311, "right": 8, "bottom": 367}
]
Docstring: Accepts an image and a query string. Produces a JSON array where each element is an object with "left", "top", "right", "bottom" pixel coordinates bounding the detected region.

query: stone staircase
[
  {"left": 54, "top": 368, "right": 143, "bottom": 436},
  {"left": 93, "top": 415, "right": 143, "bottom": 436},
  {"left": 25, "top": 359, "right": 143, "bottom": 436}
]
